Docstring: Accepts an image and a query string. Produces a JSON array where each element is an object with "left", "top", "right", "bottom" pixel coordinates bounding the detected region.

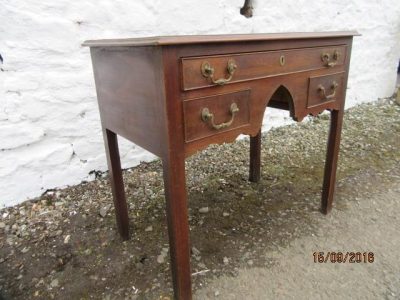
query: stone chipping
[{"left": 0, "top": 99, "right": 399, "bottom": 299}]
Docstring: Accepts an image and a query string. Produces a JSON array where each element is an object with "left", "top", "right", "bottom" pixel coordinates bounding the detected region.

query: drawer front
[
  {"left": 183, "top": 90, "right": 250, "bottom": 142},
  {"left": 307, "top": 72, "right": 345, "bottom": 108},
  {"left": 181, "top": 45, "right": 347, "bottom": 90}
]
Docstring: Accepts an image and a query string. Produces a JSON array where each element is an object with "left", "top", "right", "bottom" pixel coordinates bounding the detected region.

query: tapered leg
[
  {"left": 162, "top": 155, "right": 192, "bottom": 300},
  {"left": 102, "top": 128, "right": 130, "bottom": 240},
  {"left": 321, "top": 109, "right": 344, "bottom": 214},
  {"left": 249, "top": 129, "right": 262, "bottom": 182}
]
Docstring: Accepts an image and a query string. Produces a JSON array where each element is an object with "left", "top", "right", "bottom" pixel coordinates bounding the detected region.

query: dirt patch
[{"left": 0, "top": 99, "right": 399, "bottom": 299}]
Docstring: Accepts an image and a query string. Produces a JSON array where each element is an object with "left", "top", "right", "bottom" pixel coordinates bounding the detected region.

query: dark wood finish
[
  {"left": 181, "top": 45, "right": 347, "bottom": 90},
  {"left": 102, "top": 129, "right": 129, "bottom": 240},
  {"left": 307, "top": 72, "right": 345, "bottom": 108},
  {"left": 249, "top": 129, "right": 261, "bottom": 182},
  {"left": 321, "top": 109, "right": 344, "bottom": 214},
  {"left": 161, "top": 46, "right": 193, "bottom": 300},
  {"left": 82, "top": 31, "right": 359, "bottom": 47},
  {"left": 84, "top": 31, "right": 358, "bottom": 299},
  {"left": 162, "top": 155, "right": 192, "bottom": 300},
  {"left": 90, "top": 46, "right": 167, "bottom": 157},
  {"left": 183, "top": 89, "right": 250, "bottom": 142}
]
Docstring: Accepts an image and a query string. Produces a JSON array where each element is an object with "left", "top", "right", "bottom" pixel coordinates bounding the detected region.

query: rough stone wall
[{"left": 1, "top": 0, "right": 399, "bottom": 206}]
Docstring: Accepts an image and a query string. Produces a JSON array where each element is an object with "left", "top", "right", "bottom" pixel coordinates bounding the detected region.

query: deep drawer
[
  {"left": 183, "top": 90, "right": 251, "bottom": 142},
  {"left": 181, "top": 45, "right": 347, "bottom": 91}
]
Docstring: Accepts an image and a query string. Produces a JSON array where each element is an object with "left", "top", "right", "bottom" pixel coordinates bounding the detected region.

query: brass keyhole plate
[{"left": 280, "top": 55, "right": 285, "bottom": 66}]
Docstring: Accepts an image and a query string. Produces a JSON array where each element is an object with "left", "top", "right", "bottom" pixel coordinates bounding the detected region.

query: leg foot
[
  {"left": 321, "top": 110, "right": 344, "bottom": 214},
  {"left": 163, "top": 155, "right": 192, "bottom": 300},
  {"left": 249, "top": 129, "right": 262, "bottom": 183},
  {"left": 102, "top": 128, "right": 130, "bottom": 240}
]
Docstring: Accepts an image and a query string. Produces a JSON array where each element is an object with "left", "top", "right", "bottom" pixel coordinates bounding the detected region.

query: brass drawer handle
[
  {"left": 201, "top": 103, "right": 239, "bottom": 130},
  {"left": 321, "top": 50, "right": 340, "bottom": 67},
  {"left": 318, "top": 81, "right": 338, "bottom": 100},
  {"left": 201, "top": 59, "right": 237, "bottom": 86}
]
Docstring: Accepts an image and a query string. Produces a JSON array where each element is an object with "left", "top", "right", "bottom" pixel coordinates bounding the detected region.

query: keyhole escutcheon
[{"left": 280, "top": 55, "right": 285, "bottom": 66}]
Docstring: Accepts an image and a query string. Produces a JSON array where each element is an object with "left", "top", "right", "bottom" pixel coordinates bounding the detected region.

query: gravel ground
[
  {"left": 195, "top": 164, "right": 400, "bottom": 299},
  {"left": 0, "top": 98, "right": 399, "bottom": 299}
]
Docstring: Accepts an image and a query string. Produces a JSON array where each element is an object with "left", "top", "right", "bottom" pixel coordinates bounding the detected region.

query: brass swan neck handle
[
  {"left": 201, "top": 103, "right": 239, "bottom": 130},
  {"left": 201, "top": 59, "right": 237, "bottom": 86},
  {"left": 318, "top": 81, "right": 339, "bottom": 100},
  {"left": 321, "top": 50, "right": 340, "bottom": 68}
]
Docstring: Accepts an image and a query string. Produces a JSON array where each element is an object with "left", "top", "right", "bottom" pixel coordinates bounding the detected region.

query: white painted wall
[{"left": 1, "top": 0, "right": 399, "bottom": 207}]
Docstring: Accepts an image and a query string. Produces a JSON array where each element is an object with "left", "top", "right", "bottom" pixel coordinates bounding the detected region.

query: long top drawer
[{"left": 181, "top": 45, "right": 347, "bottom": 91}]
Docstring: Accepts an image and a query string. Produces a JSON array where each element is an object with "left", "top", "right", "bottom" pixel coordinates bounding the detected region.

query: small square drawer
[
  {"left": 307, "top": 72, "right": 345, "bottom": 108},
  {"left": 183, "top": 90, "right": 251, "bottom": 142}
]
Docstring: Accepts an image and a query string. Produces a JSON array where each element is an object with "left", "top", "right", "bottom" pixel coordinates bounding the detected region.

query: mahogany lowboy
[{"left": 84, "top": 32, "right": 358, "bottom": 299}]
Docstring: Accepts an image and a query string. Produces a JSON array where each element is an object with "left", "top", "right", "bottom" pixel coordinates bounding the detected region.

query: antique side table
[{"left": 83, "top": 32, "right": 358, "bottom": 299}]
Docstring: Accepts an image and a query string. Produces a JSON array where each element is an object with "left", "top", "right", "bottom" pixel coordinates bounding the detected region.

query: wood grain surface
[{"left": 86, "top": 32, "right": 357, "bottom": 299}]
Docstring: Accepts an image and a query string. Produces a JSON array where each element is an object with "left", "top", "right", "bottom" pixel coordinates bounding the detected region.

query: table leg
[
  {"left": 321, "top": 109, "right": 344, "bottom": 214},
  {"left": 249, "top": 129, "right": 262, "bottom": 182},
  {"left": 162, "top": 155, "right": 192, "bottom": 300},
  {"left": 102, "top": 128, "right": 130, "bottom": 240}
]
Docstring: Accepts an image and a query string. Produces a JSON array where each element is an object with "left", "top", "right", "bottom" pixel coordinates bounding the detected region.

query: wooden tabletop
[{"left": 82, "top": 31, "right": 360, "bottom": 47}]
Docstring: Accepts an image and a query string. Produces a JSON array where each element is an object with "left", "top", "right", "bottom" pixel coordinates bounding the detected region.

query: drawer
[
  {"left": 307, "top": 72, "right": 345, "bottom": 108},
  {"left": 181, "top": 45, "right": 347, "bottom": 90},
  {"left": 183, "top": 90, "right": 250, "bottom": 142}
]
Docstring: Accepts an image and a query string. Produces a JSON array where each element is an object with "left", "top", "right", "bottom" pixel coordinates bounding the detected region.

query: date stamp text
[{"left": 313, "top": 252, "right": 374, "bottom": 263}]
